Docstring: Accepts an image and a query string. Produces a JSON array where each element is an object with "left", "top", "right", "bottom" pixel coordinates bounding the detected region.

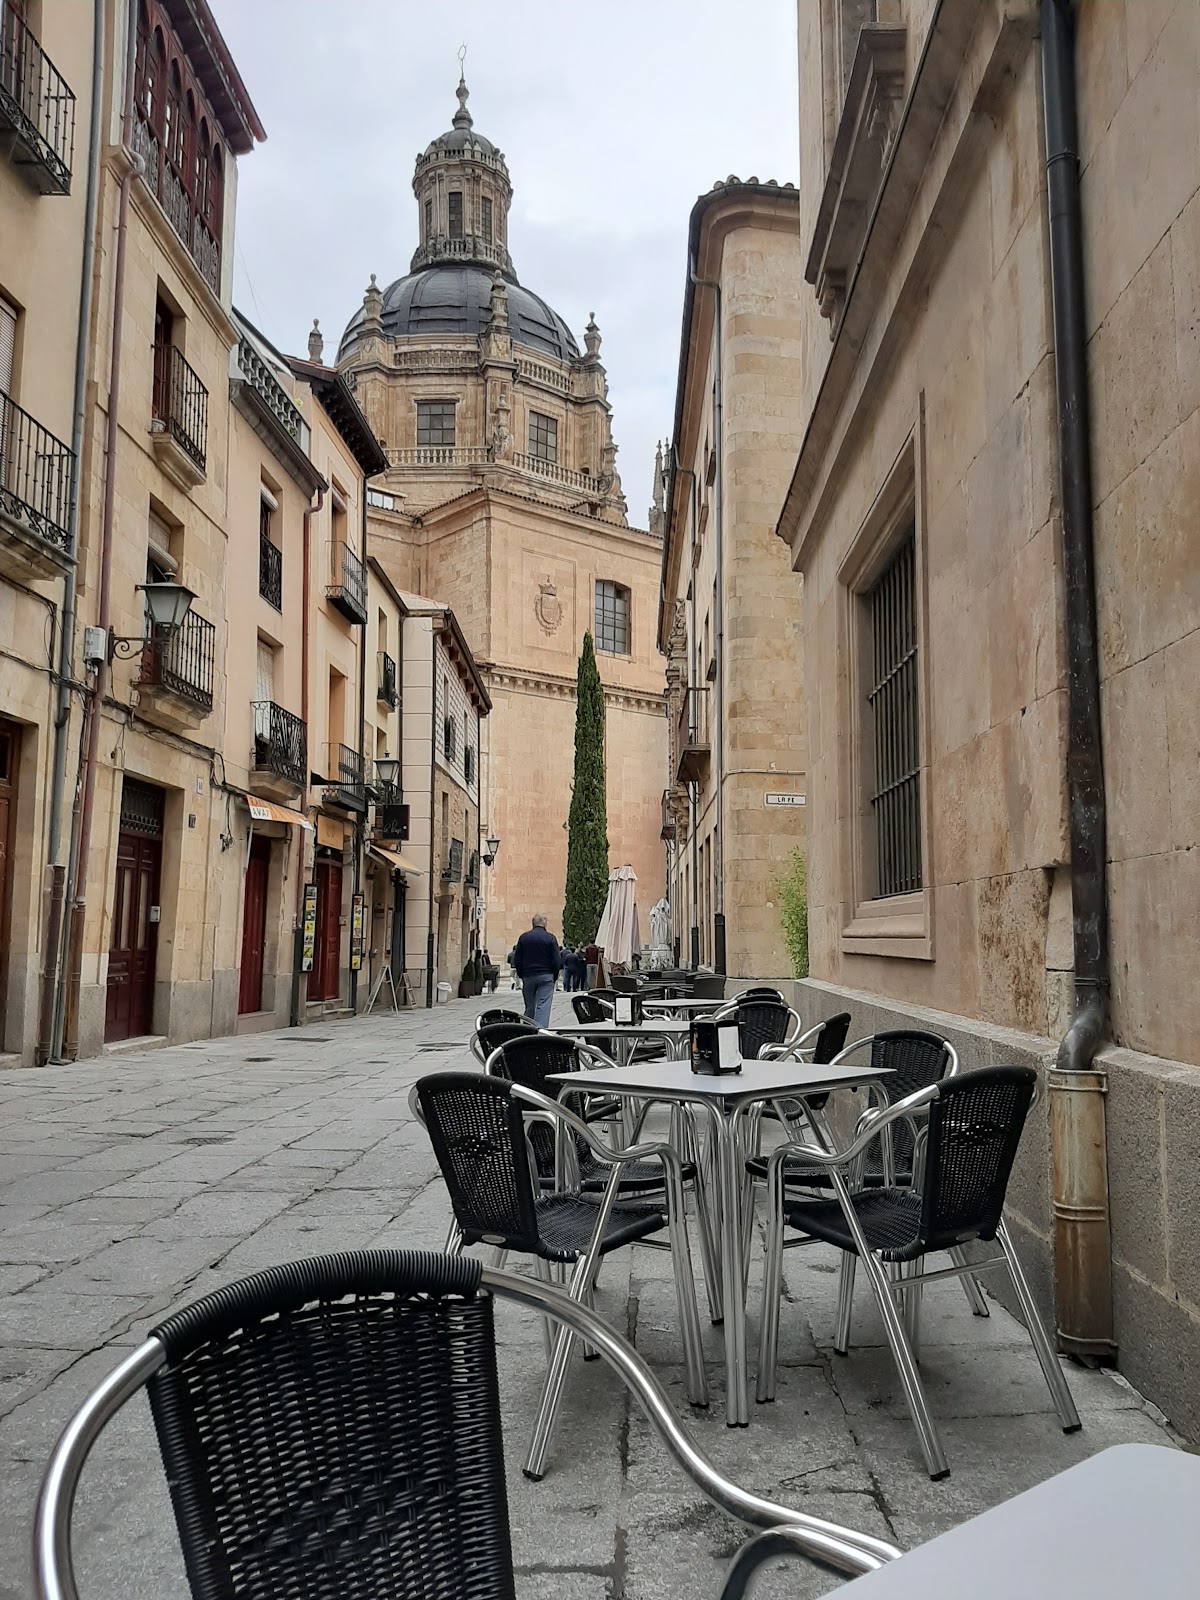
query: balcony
[
  {"left": 150, "top": 344, "right": 208, "bottom": 489},
  {"left": 464, "top": 850, "right": 480, "bottom": 890},
  {"left": 259, "top": 530, "right": 282, "bottom": 610},
  {"left": 675, "top": 688, "right": 711, "bottom": 786},
  {"left": 0, "top": 0, "right": 75, "bottom": 194},
  {"left": 251, "top": 701, "right": 306, "bottom": 798},
  {"left": 377, "top": 651, "right": 397, "bottom": 707},
  {"left": 375, "top": 792, "right": 410, "bottom": 842},
  {"left": 441, "top": 837, "right": 464, "bottom": 884},
  {"left": 130, "top": 108, "right": 220, "bottom": 296},
  {"left": 325, "top": 539, "right": 367, "bottom": 625},
  {"left": 323, "top": 742, "right": 366, "bottom": 813},
  {"left": 138, "top": 609, "right": 214, "bottom": 727},
  {"left": 0, "top": 388, "right": 74, "bottom": 578}
]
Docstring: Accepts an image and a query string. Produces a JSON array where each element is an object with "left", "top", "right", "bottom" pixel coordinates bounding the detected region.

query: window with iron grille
[
  {"left": 594, "top": 580, "right": 630, "bottom": 655},
  {"left": 448, "top": 191, "right": 463, "bottom": 239},
  {"left": 866, "top": 529, "right": 921, "bottom": 898},
  {"left": 528, "top": 410, "right": 557, "bottom": 464},
  {"left": 416, "top": 399, "right": 455, "bottom": 447}
]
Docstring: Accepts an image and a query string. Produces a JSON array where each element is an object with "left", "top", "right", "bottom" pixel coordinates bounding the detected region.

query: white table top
[
  {"left": 549, "top": 1055, "right": 888, "bottom": 1107},
  {"left": 836, "top": 1445, "right": 1196, "bottom": 1597}
]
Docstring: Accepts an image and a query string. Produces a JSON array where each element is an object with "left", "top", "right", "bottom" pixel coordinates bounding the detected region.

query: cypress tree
[{"left": 563, "top": 632, "right": 609, "bottom": 945}]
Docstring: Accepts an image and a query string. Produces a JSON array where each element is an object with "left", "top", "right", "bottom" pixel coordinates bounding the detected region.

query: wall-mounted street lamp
[
  {"left": 481, "top": 834, "right": 501, "bottom": 867},
  {"left": 375, "top": 756, "right": 400, "bottom": 790},
  {"left": 96, "top": 582, "right": 196, "bottom": 662}
]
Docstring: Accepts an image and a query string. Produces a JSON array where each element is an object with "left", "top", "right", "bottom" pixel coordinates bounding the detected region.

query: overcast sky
[{"left": 208, "top": 0, "right": 799, "bottom": 523}]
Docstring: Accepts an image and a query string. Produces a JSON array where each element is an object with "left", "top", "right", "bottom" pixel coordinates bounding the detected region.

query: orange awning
[
  {"left": 370, "top": 844, "right": 425, "bottom": 876},
  {"left": 245, "top": 797, "right": 313, "bottom": 829}
]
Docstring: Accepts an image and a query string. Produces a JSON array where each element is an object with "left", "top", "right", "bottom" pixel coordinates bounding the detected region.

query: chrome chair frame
[
  {"left": 755, "top": 1082, "right": 1080, "bottom": 1479},
  {"left": 33, "top": 1260, "right": 900, "bottom": 1600}
]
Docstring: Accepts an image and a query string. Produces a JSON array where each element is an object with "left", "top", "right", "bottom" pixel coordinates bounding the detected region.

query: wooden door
[
  {"left": 238, "top": 835, "right": 270, "bottom": 1014},
  {"left": 0, "top": 721, "right": 17, "bottom": 1031},
  {"left": 308, "top": 857, "right": 342, "bottom": 1002},
  {"left": 105, "top": 832, "right": 161, "bottom": 1041}
]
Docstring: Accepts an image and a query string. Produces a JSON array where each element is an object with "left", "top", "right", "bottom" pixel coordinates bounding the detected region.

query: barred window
[
  {"left": 448, "top": 191, "right": 463, "bottom": 239},
  {"left": 425, "top": 197, "right": 432, "bottom": 236},
  {"left": 416, "top": 400, "right": 456, "bottom": 446},
  {"left": 528, "top": 410, "right": 557, "bottom": 463},
  {"left": 481, "top": 196, "right": 493, "bottom": 243},
  {"left": 867, "top": 530, "right": 921, "bottom": 897},
  {"left": 595, "top": 580, "right": 630, "bottom": 655}
]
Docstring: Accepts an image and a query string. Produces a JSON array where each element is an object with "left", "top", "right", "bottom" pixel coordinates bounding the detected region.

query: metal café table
[
  {"left": 641, "top": 996, "right": 729, "bottom": 1019},
  {"left": 555, "top": 1017, "right": 693, "bottom": 1066},
  {"left": 834, "top": 1444, "right": 1197, "bottom": 1597},
  {"left": 550, "top": 1052, "right": 889, "bottom": 1427}
]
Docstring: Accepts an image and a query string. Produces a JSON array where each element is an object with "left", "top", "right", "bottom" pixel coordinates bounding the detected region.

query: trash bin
[{"left": 436, "top": 982, "right": 452, "bottom": 1004}]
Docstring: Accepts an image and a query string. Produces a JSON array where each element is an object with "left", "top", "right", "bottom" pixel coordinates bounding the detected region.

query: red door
[
  {"left": 308, "top": 857, "right": 342, "bottom": 1002},
  {"left": 238, "top": 836, "right": 270, "bottom": 1014},
  {"left": 105, "top": 832, "right": 161, "bottom": 1041}
]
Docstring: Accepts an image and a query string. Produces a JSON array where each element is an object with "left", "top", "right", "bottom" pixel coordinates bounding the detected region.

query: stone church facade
[{"left": 333, "top": 80, "right": 666, "bottom": 959}]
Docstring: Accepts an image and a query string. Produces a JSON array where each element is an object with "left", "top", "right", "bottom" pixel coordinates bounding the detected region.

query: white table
[
  {"left": 551, "top": 1054, "right": 889, "bottom": 1426},
  {"left": 835, "top": 1444, "right": 1197, "bottom": 1597}
]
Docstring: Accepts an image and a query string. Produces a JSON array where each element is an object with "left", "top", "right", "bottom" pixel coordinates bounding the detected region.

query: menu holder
[
  {"left": 690, "top": 1016, "right": 742, "bottom": 1075},
  {"left": 613, "top": 993, "right": 643, "bottom": 1026}
]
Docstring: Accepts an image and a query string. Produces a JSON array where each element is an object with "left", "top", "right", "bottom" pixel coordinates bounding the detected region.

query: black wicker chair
[
  {"left": 735, "top": 986, "right": 786, "bottom": 1005},
  {"left": 716, "top": 999, "right": 801, "bottom": 1061},
  {"left": 571, "top": 992, "right": 613, "bottom": 1023},
  {"left": 413, "top": 1070, "right": 708, "bottom": 1476},
  {"left": 477, "top": 1007, "right": 527, "bottom": 1029},
  {"left": 691, "top": 974, "right": 726, "bottom": 999},
  {"left": 34, "top": 1251, "right": 899, "bottom": 1600},
  {"left": 470, "top": 1017, "right": 538, "bottom": 1066},
  {"left": 756, "top": 1067, "right": 1080, "bottom": 1478}
]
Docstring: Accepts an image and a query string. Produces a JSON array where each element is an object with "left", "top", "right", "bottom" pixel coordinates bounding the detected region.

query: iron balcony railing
[
  {"left": 325, "top": 742, "right": 366, "bottom": 810},
  {"left": 0, "top": 0, "right": 75, "bottom": 194},
  {"left": 259, "top": 529, "right": 282, "bottom": 610},
  {"left": 464, "top": 850, "right": 480, "bottom": 890},
  {"left": 131, "top": 104, "right": 219, "bottom": 293},
  {"left": 251, "top": 701, "right": 306, "bottom": 789},
  {"left": 675, "top": 687, "right": 711, "bottom": 785},
  {"left": 139, "top": 609, "right": 215, "bottom": 712},
  {"left": 152, "top": 343, "right": 208, "bottom": 474},
  {"left": 325, "top": 539, "right": 367, "bottom": 625},
  {"left": 377, "top": 651, "right": 397, "bottom": 707},
  {"left": 441, "top": 837, "right": 464, "bottom": 883},
  {"left": 235, "top": 337, "right": 310, "bottom": 453},
  {"left": 0, "top": 387, "right": 74, "bottom": 553}
]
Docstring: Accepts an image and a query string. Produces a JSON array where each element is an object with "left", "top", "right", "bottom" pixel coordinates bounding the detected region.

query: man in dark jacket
[{"left": 512, "top": 913, "right": 562, "bottom": 1026}]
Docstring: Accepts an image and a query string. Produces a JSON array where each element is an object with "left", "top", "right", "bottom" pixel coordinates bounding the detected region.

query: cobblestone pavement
[{"left": 0, "top": 996, "right": 1180, "bottom": 1599}]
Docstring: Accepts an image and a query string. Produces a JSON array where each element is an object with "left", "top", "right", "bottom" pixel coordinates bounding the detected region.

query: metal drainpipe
[
  {"left": 425, "top": 626, "right": 437, "bottom": 1008},
  {"left": 688, "top": 254, "right": 725, "bottom": 975},
  {"left": 1040, "top": 0, "right": 1115, "bottom": 1360},
  {"left": 671, "top": 451, "right": 701, "bottom": 970},
  {"left": 56, "top": 0, "right": 140, "bottom": 1060},
  {"left": 349, "top": 478, "right": 371, "bottom": 1015},
  {"left": 37, "top": 0, "right": 105, "bottom": 1064},
  {"left": 290, "top": 484, "right": 324, "bottom": 1028}
]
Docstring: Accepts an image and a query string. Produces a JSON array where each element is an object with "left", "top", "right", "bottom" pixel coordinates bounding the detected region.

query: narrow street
[{"left": 0, "top": 999, "right": 1177, "bottom": 1599}]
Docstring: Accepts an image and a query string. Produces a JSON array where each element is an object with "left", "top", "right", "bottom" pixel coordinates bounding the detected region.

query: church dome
[{"left": 338, "top": 264, "right": 580, "bottom": 363}]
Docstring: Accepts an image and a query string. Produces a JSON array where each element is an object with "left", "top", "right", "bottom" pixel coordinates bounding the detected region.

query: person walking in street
[
  {"left": 584, "top": 939, "right": 600, "bottom": 992},
  {"left": 512, "top": 913, "right": 562, "bottom": 1026}
]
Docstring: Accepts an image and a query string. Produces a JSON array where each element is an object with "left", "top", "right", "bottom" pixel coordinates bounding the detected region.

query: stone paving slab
[{"left": 0, "top": 993, "right": 1184, "bottom": 1600}]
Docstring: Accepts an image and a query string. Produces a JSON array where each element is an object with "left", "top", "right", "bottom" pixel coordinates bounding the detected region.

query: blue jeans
[{"left": 522, "top": 973, "right": 555, "bottom": 1027}]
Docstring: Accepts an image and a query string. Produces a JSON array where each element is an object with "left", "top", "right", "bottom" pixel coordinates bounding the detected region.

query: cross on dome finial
[{"left": 454, "top": 44, "right": 472, "bottom": 129}]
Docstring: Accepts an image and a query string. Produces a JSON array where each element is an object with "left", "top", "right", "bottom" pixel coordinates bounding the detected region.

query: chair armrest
[
  {"left": 511, "top": 1083, "right": 676, "bottom": 1171},
  {"left": 764, "top": 1082, "right": 941, "bottom": 1177},
  {"left": 721, "top": 1525, "right": 895, "bottom": 1600}
]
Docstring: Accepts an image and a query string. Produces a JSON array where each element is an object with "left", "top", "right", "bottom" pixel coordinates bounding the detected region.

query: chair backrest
[
  {"left": 416, "top": 1072, "right": 541, "bottom": 1253},
  {"left": 734, "top": 1000, "right": 796, "bottom": 1060},
  {"left": 145, "top": 1249, "right": 517, "bottom": 1600},
  {"left": 478, "top": 1008, "right": 524, "bottom": 1028},
  {"left": 811, "top": 1012, "right": 852, "bottom": 1065},
  {"left": 487, "top": 1031, "right": 579, "bottom": 1097},
  {"left": 918, "top": 1066, "right": 1037, "bottom": 1251},
  {"left": 690, "top": 975, "right": 726, "bottom": 999},
  {"left": 610, "top": 973, "right": 639, "bottom": 993},
  {"left": 572, "top": 992, "right": 612, "bottom": 1023},
  {"left": 737, "top": 986, "right": 785, "bottom": 1005},
  {"left": 868, "top": 1030, "right": 953, "bottom": 1173},
  {"left": 471, "top": 1018, "right": 536, "bottom": 1065}
]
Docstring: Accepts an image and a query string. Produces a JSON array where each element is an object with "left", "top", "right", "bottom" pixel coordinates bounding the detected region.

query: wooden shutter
[{"left": 0, "top": 297, "right": 17, "bottom": 397}]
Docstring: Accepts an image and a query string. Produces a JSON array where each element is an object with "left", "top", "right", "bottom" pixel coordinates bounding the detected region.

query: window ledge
[{"left": 841, "top": 893, "right": 932, "bottom": 960}]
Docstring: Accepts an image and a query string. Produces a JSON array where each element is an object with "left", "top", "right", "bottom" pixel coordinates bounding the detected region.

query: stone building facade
[
  {"left": 773, "top": 0, "right": 1200, "bottom": 1437},
  {"left": 658, "top": 180, "right": 808, "bottom": 978},
  {"left": 334, "top": 80, "right": 666, "bottom": 961}
]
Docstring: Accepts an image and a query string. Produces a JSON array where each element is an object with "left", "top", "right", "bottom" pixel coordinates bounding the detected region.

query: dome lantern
[{"left": 410, "top": 75, "right": 515, "bottom": 279}]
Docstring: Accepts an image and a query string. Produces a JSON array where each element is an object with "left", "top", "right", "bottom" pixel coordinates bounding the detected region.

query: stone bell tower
[{"left": 410, "top": 75, "right": 515, "bottom": 278}]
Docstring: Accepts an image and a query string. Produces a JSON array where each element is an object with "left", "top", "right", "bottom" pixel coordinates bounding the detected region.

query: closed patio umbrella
[{"left": 597, "top": 863, "right": 640, "bottom": 969}]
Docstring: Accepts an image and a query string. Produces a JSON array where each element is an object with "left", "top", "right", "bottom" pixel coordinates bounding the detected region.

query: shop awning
[
  {"left": 370, "top": 844, "right": 425, "bottom": 876},
  {"left": 245, "top": 797, "right": 313, "bottom": 829}
]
